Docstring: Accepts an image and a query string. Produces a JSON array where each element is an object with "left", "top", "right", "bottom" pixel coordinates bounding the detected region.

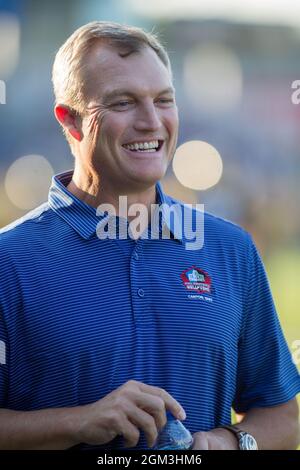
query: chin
[{"left": 136, "top": 169, "right": 166, "bottom": 185}]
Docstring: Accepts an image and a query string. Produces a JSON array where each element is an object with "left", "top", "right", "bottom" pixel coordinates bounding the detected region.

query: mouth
[{"left": 122, "top": 140, "right": 164, "bottom": 155}]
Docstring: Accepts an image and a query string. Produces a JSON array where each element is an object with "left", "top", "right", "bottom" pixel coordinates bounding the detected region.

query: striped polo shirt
[{"left": 0, "top": 170, "right": 299, "bottom": 450}]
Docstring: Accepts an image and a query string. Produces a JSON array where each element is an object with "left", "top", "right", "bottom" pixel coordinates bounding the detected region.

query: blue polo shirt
[{"left": 0, "top": 170, "right": 299, "bottom": 450}]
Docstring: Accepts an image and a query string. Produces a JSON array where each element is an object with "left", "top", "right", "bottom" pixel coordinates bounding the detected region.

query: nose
[{"left": 134, "top": 100, "right": 161, "bottom": 132}]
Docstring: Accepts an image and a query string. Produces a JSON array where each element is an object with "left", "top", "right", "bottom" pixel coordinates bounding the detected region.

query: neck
[{"left": 67, "top": 167, "right": 157, "bottom": 221}]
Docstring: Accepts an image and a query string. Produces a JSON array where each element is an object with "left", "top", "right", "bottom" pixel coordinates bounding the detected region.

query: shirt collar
[{"left": 48, "top": 170, "right": 184, "bottom": 242}]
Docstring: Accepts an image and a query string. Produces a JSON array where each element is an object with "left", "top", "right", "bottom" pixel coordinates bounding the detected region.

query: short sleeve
[
  {"left": 0, "top": 305, "right": 9, "bottom": 407},
  {"left": 233, "top": 234, "right": 300, "bottom": 413}
]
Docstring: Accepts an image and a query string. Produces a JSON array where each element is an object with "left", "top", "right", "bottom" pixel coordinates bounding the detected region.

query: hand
[
  {"left": 192, "top": 428, "right": 239, "bottom": 450},
  {"left": 73, "top": 380, "right": 186, "bottom": 448}
]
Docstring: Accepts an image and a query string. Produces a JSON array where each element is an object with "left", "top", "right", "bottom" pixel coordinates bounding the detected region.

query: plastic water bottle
[{"left": 153, "top": 411, "right": 194, "bottom": 450}]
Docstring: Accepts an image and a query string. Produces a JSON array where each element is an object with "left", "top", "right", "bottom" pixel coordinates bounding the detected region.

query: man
[{"left": 0, "top": 21, "right": 299, "bottom": 451}]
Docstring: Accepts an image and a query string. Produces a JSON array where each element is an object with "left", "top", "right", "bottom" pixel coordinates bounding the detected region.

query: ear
[{"left": 54, "top": 104, "right": 82, "bottom": 141}]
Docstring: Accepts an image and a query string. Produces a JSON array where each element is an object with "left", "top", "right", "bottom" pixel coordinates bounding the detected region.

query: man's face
[{"left": 79, "top": 42, "right": 179, "bottom": 192}]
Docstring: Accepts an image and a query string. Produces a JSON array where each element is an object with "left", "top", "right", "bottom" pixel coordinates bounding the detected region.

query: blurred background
[{"left": 0, "top": 0, "right": 299, "bottom": 429}]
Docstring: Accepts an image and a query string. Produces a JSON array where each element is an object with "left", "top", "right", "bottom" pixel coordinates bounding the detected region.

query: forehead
[{"left": 82, "top": 42, "right": 173, "bottom": 101}]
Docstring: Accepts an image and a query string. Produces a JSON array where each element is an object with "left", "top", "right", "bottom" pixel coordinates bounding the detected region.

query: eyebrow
[{"left": 102, "top": 86, "right": 175, "bottom": 102}]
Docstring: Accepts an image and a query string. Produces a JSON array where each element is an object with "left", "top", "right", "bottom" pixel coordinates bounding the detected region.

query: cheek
[
  {"left": 163, "top": 108, "right": 179, "bottom": 136},
  {"left": 101, "top": 116, "right": 126, "bottom": 145},
  {"left": 170, "top": 108, "right": 179, "bottom": 130}
]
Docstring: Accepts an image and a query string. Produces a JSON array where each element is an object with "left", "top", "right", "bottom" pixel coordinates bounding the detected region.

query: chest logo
[{"left": 181, "top": 267, "right": 212, "bottom": 295}]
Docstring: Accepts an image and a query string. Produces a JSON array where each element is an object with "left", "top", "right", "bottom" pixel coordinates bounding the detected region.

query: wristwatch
[{"left": 218, "top": 424, "right": 258, "bottom": 450}]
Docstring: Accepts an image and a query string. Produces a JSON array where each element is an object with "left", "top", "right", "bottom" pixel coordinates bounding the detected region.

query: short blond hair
[{"left": 52, "top": 21, "right": 173, "bottom": 115}]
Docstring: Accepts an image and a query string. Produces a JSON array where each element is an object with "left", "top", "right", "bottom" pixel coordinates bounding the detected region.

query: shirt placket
[{"left": 130, "top": 238, "right": 152, "bottom": 327}]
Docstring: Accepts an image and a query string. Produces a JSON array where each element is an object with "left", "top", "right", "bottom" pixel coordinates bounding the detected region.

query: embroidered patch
[{"left": 181, "top": 267, "right": 213, "bottom": 295}]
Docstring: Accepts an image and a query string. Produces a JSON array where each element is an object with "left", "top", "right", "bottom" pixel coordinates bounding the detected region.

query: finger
[
  {"left": 125, "top": 403, "right": 159, "bottom": 448},
  {"left": 134, "top": 392, "right": 167, "bottom": 431},
  {"left": 137, "top": 383, "right": 186, "bottom": 420},
  {"left": 192, "top": 432, "right": 209, "bottom": 450},
  {"left": 118, "top": 414, "right": 141, "bottom": 448}
]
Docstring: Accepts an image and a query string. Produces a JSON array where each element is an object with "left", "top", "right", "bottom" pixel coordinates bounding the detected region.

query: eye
[
  {"left": 113, "top": 100, "right": 132, "bottom": 108},
  {"left": 157, "top": 98, "right": 174, "bottom": 105}
]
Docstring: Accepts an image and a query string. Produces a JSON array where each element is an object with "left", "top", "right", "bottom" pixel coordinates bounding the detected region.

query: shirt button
[
  {"left": 133, "top": 252, "right": 139, "bottom": 260},
  {"left": 137, "top": 288, "right": 145, "bottom": 298}
]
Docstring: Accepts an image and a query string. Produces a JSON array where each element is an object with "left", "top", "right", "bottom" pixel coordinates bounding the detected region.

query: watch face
[{"left": 239, "top": 433, "right": 258, "bottom": 450}]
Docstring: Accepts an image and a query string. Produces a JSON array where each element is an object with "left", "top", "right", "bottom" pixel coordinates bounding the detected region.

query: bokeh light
[
  {"left": 0, "top": 13, "right": 20, "bottom": 78},
  {"left": 4, "top": 155, "right": 54, "bottom": 210},
  {"left": 172, "top": 140, "right": 223, "bottom": 190}
]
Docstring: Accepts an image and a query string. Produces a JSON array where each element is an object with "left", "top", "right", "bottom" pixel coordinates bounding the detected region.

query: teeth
[{"left": 123, "top": 140, "right": 160, "bottom": 151}]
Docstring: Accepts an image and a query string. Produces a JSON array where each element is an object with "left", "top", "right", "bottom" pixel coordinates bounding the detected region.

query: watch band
[{"left": 218, "top": 424, "right": 258, "bottom": 450}]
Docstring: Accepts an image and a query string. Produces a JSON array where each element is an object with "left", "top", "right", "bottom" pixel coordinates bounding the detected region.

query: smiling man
[
  {"left": 54, "top": 26, "right": 178, "bottom": 218},
  {"left": 0, "top": 21, "right": 299, "bottom": 451}
]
